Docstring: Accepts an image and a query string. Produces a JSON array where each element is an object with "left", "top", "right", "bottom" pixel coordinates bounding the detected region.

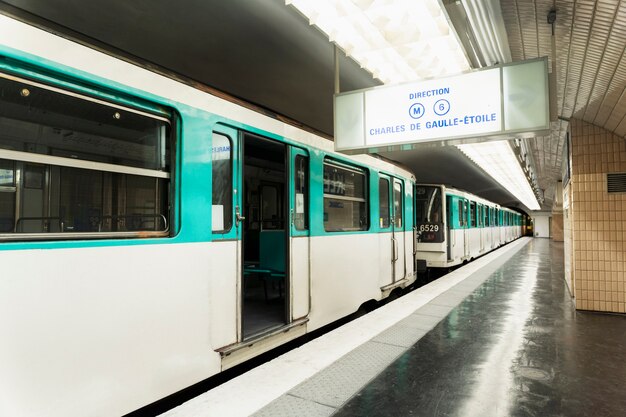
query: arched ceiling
[
  {"left": 1, "top": 0, "right": 625, "bottom": 213},
  {"left": 500, "top": 0, "right": 626, "bottom": 206}
]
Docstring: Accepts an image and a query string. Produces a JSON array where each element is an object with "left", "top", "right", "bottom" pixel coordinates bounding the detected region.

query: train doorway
[{"left": 240, "top": 133, "right": 289, "bottom": 339}]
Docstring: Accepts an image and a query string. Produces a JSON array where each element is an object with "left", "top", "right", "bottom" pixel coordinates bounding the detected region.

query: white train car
[
  {"left": 0, "top": 15, "right": 416, "bottom": 417},
  {"left": 414, "top": 184, "right": 522, "bottom": 271}
]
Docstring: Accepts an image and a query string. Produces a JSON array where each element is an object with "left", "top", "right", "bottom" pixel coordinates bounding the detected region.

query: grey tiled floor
[{"left": 335, "top": 240, "right": 626, "bottom": 417}]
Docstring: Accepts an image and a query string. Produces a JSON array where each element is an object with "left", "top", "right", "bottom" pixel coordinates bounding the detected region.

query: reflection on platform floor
[{"left": 335, "top": 240, "right": 626, "bottom": 417}]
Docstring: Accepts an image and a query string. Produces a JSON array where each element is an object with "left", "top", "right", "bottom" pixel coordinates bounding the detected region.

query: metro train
[
  {"left": 0, "top": 15, "right": 527, "bottom": 417},
  {"left": 414, "top": 184, "right": 523, "bottom": 271},
  {"left": 0, "top": 16, "right": 419, "bottom": 417}
]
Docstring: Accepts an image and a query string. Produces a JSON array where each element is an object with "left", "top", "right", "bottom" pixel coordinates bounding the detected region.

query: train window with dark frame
[
  {"left": 294, "top": 154, "right": 309, "bottom": 231},
  {"left": 457, "top": 200, "right": 466, "bottom": 227},
  {"left": 470, "top": 201, "right": 476, "bottom": 227},
  {"left": 393, "top": 180, "right": 403, "bottom": 228},
  {"left": 415, "top": 185, "right": 443, "bottom": 242},
  {"left": 323, "top": 159, "right": 368, "bottom": 232},
  {"left": 0, "top": 72, "right": 171, "bottom": 239},
  {"left": 379, "top": 178, "right": 390, "bottom": 228},
  {"left": 212, "top": 133, "right": 233, "bottom": 232}
]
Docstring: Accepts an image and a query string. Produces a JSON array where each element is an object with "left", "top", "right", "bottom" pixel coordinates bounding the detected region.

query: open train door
[
  {"left": 289, "top": 148, "right": 310, "bottom": 320},
  {"left": 379, "top": 174, "right": 406, "bottom": 292},
  {"left": 392, "top": 178, "right": 406, "bottom": 283}
]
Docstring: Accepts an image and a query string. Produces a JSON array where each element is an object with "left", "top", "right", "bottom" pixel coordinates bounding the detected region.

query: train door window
[
  {"left": 323, "top": 160, "right": 368, "bottom": 232},
  {"left": 0, "top": 72, "right": 172, "bottom": 240},
  {"left": 458, "top": 199, "right": 467, "bottom": 227},
  {"left": 379, "top": 178, "right": 390, "bottom": 228},
  {"left": 294, "top": 154, "right": 308, "bottom": 230},
  {"left": 415, "top": 186, "right": 443, "bottom": 243},
  {"left": 484, "top": 206, "right": 490, "bottom": 227},
  {"left": 393, "top": 181, "right": 403, "bottom": 228},
  {"left": 212, "top": 133, "right": 233, "bottom": 232},
  {"left": 477, "top": 205, "right": 482, "bottom": 227},
  {"left": 470, "top": 201, "right": 476, "bottom": 227},
  {"left": 261, "top": 184, "right": 282, "bottom": 230}
]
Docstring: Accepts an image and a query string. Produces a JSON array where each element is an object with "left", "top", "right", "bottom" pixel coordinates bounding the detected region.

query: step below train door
[{"left": 289, "top": 148, "right": 310, "bottom": 321}]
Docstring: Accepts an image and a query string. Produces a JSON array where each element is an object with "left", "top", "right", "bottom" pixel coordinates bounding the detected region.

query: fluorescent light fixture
[
  {"left": 460, "top": 0, "right": 511, "bottom": 66},
  {"left": 457, "top": 141, "right": 541, "bottom": 210},
  {"left": 286, "top": 0, "right": 470, "bottom": 84}
]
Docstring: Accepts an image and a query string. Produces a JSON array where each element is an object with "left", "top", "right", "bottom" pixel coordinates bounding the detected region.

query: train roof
[{"left": 416, "top": 183, "right": 521, "bottom": 213}]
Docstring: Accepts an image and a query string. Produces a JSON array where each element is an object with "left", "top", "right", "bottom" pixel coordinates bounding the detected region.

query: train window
[
  {"left": 0, "top": 159, "right": 16, "bottom": 232},
  {"left": 415, "top": 186, "right": 442, "bottom": 224},
  {"left": 415, "top": 186, "right": 443, "bottom": 242},
  {"left": 212, "top": 133, "right": 233, "bottom": 232},
  {"left": 470, "top": 201, "right": 476, "bottom": 227},
  {"left": 379, "top": 178, "right": 390, "bottom": 228},
  {"left": 458, "top": 200, "right": 466, "bottom": 227},
  {"left": 393, "top": 181, "right": 403, "bottom": 228},
  {"left": 0, "top": 73, "right": 172, "bottom": 240},
  {"left": 294, "top": 155, "right": 308, "bottom": 230},
  {"left": 261, "top": 184, "right": 283, "bottom": 230},
  {"left": 484, "top": 206, "right": 490, "bottom": 226},
  {"left": 323, "top": 160, "right": 368, "bottom": 232}
]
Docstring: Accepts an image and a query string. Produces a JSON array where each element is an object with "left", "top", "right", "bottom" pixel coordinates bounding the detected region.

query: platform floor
[{"left": 163, "top": 238, "right": 626, "bottom": 417}]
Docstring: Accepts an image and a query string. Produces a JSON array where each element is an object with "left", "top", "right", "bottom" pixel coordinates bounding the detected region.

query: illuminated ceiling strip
[
  {"left": 285, "top": 0, "right": 470, "bottom": 84},
  {"left": 457, "top": 141, "right": 541, "bottom": 210},
  {"left": 287, "top": 1, "right": 539, "bottom": 211}
]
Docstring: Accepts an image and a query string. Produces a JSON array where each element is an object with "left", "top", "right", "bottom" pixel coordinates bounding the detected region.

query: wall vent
[{"left": 607, "top": 173, "right": 626, "bottom": 193}]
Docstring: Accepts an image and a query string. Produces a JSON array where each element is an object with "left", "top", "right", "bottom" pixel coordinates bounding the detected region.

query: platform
[{"left": 162, "top": 237, "right": 626, "bottom": 417}]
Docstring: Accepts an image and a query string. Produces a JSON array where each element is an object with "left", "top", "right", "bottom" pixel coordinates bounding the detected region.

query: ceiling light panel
[
  {"left": 457, "top": 141, "right": 541, "bottom": 211},
  {"left": 286, "top": 0, "right": 471, "bottom": 83}
]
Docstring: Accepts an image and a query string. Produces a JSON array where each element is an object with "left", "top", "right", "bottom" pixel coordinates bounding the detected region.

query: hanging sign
[{"left": 334, "top": 58, "right": 550, "bottom": 154}]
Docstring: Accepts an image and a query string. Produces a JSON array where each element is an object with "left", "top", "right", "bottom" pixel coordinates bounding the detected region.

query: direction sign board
[{"left": 334, "top": 58, "right": 550, "bottom": 154}]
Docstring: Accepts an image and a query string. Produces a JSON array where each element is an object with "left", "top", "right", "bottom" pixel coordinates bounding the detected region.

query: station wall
[
  {"left": 532, "top": 213, "right": 551, "bottom": 238},
  {"left": 565, "top": 119, "right": 626, "bottom": 314}
]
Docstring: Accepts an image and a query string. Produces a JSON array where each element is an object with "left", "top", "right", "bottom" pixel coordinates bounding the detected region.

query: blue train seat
[{"left": 244, "top": 230, "right": 285, "bottom": 300}]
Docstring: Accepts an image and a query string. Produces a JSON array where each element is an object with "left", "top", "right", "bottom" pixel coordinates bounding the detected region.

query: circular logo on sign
[
  {"left": 408, "top": 103, "right": 425, "bottom": 119},
  {"left": 433, "top": 99, "right": 450, "bottom": 116}
]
